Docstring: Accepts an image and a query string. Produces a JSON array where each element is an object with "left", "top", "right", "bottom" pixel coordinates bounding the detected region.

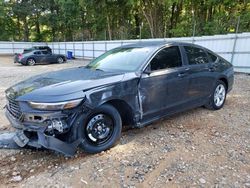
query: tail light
[{"left": 18, "top": 54, "right": 23, "bottom": 59}]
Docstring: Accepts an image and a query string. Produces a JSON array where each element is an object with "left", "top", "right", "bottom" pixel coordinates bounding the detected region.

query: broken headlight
[{"left": 28, "top": 99, "right": 83, "bottom": 110}]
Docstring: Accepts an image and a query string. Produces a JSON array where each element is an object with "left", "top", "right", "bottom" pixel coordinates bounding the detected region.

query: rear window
[
  {"left": 184, "top": 46, "right": 209, "bottom": 65},
  {"left": 23, "top": 48, "right": 33, "bottom": 54},
  {"left": 207, "top": 52, "right": 218, "bottom": 62},
  {"left": 41, "top": 51, "right": 49, "bottom": 55}
]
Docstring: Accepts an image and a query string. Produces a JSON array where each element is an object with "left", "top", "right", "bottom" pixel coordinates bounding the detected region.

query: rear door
[
  {"left": 139, "top": 45, "right": 190, "bottom": 121},
  {"left": 33, "top": 51, "right": 43, "bottom": 63},
  {"left": 182, "top": 45, "right": 215, "bottom": 102}
]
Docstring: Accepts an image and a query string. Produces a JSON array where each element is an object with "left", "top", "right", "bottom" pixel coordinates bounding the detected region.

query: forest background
[{"left": 0, "top": 0, "right": 249, "bottom": 42}]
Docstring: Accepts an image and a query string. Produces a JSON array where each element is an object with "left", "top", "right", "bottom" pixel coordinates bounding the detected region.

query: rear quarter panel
[{"left": 215, "top": 57, "right": 234, "bottom": 93}]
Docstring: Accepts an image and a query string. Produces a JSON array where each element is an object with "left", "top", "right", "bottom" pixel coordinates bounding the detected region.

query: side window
[
  {"left": 207, "top": 51, "right": 218, "bottom": 62},
  {"left": 150, "top": 46, "right": 182, "bottom": 71},
  {"left": 184, "top": 46, "right": 209, "bottom": 65},
  {"left": 34, "top": 51, "right": 41, "bottom": 55},
  {"left": 42, "top": 51, "right": 49, "bottom": 55}
]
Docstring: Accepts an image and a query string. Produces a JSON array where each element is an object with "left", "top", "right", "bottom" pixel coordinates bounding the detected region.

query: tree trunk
[
  {"left": 23, "top": 17, "right": 29, "bottom": 41},
  {"left": 141, "top": 8, "right": 154, "bottom": 38},
  {"left": 169, "top": 2, "right": 176, "bottom": 37},
  {"left": 16, "top": 17, "right": 21, "bottom": 40},
  {"left": 35, "top": 14, "right": 41, "bottom": 41},
  {"left": 134, "top": 13, "right": 140, "bottom": 38},
  {"left": 107, "top": 15, "right": 112, "bottom": 40}
]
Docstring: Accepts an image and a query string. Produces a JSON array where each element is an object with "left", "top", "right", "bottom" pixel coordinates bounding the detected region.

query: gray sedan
[{"left": 14, "top": 50, "right": 67, "bottom": 65}]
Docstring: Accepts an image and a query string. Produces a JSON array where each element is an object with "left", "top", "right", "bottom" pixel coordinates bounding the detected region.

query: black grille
[{"left": 7, "top": 97, "right": 23, "bottom": 121}]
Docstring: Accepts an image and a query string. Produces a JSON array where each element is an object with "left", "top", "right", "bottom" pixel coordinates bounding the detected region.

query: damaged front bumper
[
  {"left": 11, "top": 130, "right": 81, "bottom": 156},
  {"left": 4, "top": 107, "right": 83, "bottom": 156}
]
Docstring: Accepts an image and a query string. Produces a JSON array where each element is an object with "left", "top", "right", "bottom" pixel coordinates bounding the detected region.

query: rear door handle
[
  {"left": 206, "top": 64, "right": 217, "bottom": 72},
  {"left": 178, "top": 67, "right": 190, "bottom": 77},
  {"left": 178, "top": 73, "right": 186, "bottom": 77},
  {"left": 208, "top": 66, "right": 215, "bottom": 72}
]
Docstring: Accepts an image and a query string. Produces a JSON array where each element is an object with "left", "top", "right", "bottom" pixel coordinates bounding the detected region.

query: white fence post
[
  {"left": 92, "top": 42, "right": 95, "bottom": 58},
  {"left": 230, "top": 34, "right": 238, "bottom": 65},
  {"left": 12, "top": 41, "right": 14, "bottom": 54},
  {"left": 82, "top": 42, "right": 84, "bottom": 58},
  {"left": 230, "top": 17, "right": 240, "bottom": 65}
]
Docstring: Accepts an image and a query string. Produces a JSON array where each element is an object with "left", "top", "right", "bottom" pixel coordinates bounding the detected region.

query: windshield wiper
[
  {"left": 85, "top": 65, "right": 105, "bottom": 72},
  {"left": 95, "top": 68, "right": 104, "bottom": 72}
]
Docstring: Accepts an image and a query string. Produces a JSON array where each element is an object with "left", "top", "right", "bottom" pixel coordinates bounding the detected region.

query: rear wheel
[
  {"left": 79, "top": 104, "right": 122, "bottom": 153},
  {"left": 57, "top": 57, "right": 64, "bottom": 64},
  {"left": 205, "top": 80, "right": 227, "bottom": 110},
  {"left": 26, "top": 58, "right": 36, "bottom": 66}
]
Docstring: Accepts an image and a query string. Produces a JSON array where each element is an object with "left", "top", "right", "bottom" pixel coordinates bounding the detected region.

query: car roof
[
  {"left": 120, "top": 41, "right": 203, "bottom": 49},
  {"left": 33, "top": 50, "right": 49, "bottom": 52},
  {"left": 33, "top": 46, "right": 50, "bottom": 48}
]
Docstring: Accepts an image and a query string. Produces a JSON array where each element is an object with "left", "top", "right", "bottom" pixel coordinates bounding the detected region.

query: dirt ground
[{"left": 0, "top": 56, "right": 249, "bottom": 188}]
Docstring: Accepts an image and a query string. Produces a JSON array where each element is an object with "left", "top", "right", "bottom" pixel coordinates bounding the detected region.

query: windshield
[{"left": 86, "top": 47, "right": 152, "bottom": 72}]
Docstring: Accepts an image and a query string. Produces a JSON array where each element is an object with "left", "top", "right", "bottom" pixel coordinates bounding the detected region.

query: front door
[
  {"left": 139, "top": 46, "right": 189, "bottom": 122},
  {"left": 40, "top": 51, "right": 53, "bottom": 63}
]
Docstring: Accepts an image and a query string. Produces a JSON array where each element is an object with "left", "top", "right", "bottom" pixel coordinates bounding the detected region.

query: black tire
[
  {"left": 57, "top": 56, "right": 64, "bottom": 64},
  {"left": 26, "top": 58, "right": 36, "bottom": 66},
  {"left": 79, "top": 104, "right": 122, "bottom": 153},
  {"left": 205, "top": 80, "right": 227, "bottom": 110}
]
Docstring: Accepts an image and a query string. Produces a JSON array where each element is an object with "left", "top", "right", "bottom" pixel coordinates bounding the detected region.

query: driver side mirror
[
  {"left": 143, "top": 65, "right": 152, "bottom": 75},
  {"left": 144, "top": 69, "right": 152, "bottom": 75}
]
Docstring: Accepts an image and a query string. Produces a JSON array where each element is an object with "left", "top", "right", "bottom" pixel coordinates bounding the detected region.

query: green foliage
[{"left": 0, "top": 0, "right": 249, "bottom": 41}]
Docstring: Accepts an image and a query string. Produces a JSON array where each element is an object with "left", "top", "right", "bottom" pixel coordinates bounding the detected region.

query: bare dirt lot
[{"left": 0, "top": 56, "right": 249, "bottom": 188}]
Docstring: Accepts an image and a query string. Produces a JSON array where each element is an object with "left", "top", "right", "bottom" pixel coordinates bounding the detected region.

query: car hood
[{"left": 6, "top": 67, "right": 125, "bottom": 102}]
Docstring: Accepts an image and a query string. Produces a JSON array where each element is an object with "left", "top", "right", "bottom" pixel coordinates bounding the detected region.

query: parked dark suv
[{"left": 5, "top": 42, "right": 234, "bottom": 155}]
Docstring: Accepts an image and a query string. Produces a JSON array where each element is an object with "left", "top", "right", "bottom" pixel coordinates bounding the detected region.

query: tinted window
[
  {"left": 24, "top": 48, "right": 33, "bottom": 54},
  {"left": 41, "top": 51, "right": 49, "bottom": 55},
  {"left": 150, "top": 46, "right": 182, "bottom": 71},
  {"left": 184, "top": 46, "right": 209, "bottom": 65},
  {"left": 34, "top": 51, "right": 41, "bottom": 55},
  {"left": 207, "top": 52, "right": 217, "bottom": 62}
]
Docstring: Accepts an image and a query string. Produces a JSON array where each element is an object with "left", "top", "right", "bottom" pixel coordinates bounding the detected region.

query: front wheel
[
  {"left": 205, "top": 80, "right": 227, "bottom": 110},
  {"left": 79, "top": 104, "right": 122, "bottom": 153}
]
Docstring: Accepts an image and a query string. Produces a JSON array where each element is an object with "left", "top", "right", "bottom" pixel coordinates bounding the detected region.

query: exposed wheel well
[
  {"left": 219, "top": 77, "right": 228, "bottom": 91},
  {"left": 104, "top": 99, "right": 134, "bottom": 127}
]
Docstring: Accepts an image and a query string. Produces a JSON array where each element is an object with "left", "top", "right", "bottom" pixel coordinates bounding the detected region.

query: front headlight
[{"left": 28, "top": 99, "right": 83, "bottom": 110}]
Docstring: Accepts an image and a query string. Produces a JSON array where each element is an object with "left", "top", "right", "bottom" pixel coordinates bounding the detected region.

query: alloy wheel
[
  {"left": 57, "top": 57, "right": 64, "bottom": 64},
  {"left": 214, "top": 84, "right": 226, "bottom": 107},
  {"left": 27, "top": 59, "right": 35, "bottom": 66}
]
